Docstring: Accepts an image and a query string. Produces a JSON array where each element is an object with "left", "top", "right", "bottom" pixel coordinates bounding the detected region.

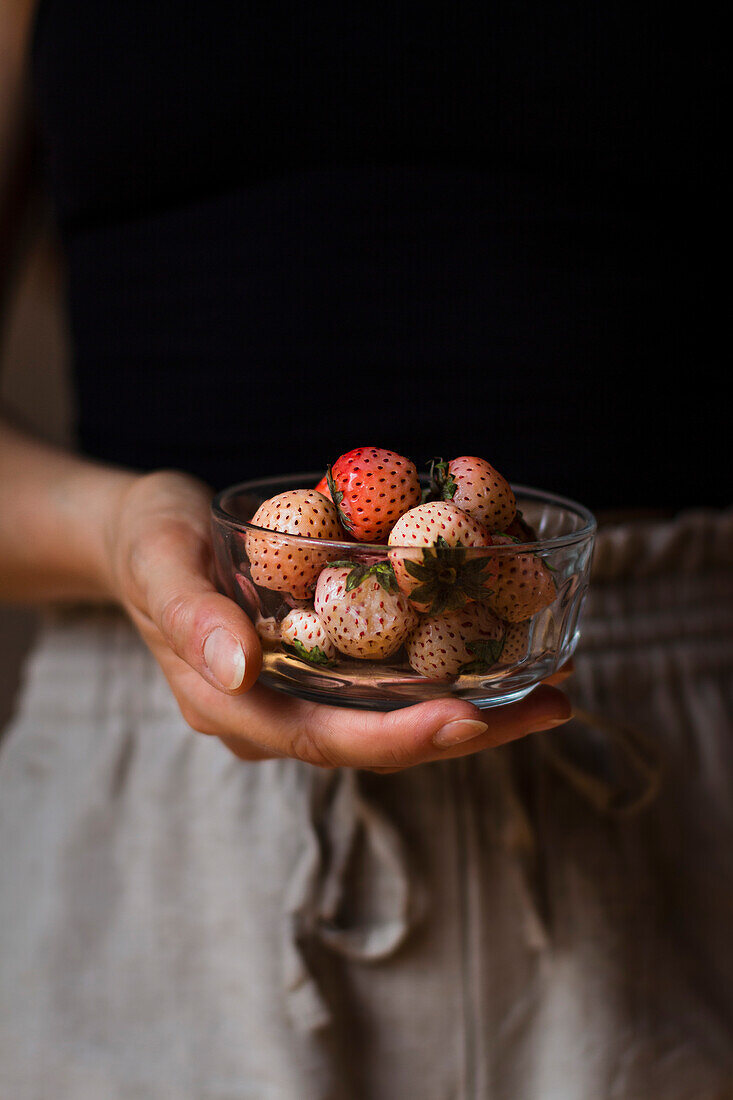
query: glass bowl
[{"left": 211, "top": 474, "right": 596, "bottom": 710}]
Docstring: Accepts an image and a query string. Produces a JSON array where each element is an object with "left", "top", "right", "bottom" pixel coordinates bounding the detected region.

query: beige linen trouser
[{"left": 1, "top": 509, "right": 732, "bottom": 1099}]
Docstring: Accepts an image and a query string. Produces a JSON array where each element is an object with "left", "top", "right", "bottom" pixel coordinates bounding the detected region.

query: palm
[{"left": 112, "top": 471, "right": 571, "bottom": 770}]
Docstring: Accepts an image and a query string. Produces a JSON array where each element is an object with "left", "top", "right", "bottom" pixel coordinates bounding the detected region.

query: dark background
[{"left": 30, "top": 0, "right": 728, "bottom": 510}]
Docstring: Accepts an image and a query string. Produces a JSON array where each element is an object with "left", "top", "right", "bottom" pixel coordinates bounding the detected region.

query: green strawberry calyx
[
  {"left": 326, "top": 466, "right": 354, "bottom": 535},
  {"left": 283, "top": 640, "right": 337, "bottom": 667},
  {"left": 329, "top": 559, "right": 400, "bottom": 594},
  {"left": 458, "top": 637, "right": 505, "bottom": 675},
  {"left": 404, "top": 537, "right": 494, "bottom": 615},
  {"left": 426, "top": 457, "right": 458, "bottom": 503}
]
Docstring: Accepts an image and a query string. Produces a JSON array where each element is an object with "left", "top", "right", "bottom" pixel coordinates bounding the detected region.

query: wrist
[
  {"left": 82, "top": 464, "right": 140, "bottom": 601},
  {"left": 94, "top": 467, "right": 215, "bottom": 610},
  {"left": 0, "top": 419, "right": 139, "bottom": 602}
]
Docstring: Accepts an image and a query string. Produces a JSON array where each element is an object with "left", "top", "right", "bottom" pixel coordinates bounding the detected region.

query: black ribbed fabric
[{"left": 31, "top": 1, "right": 726, "bottom": 508}]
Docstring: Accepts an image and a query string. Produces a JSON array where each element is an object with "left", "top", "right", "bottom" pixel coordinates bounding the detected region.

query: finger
[
  {"left": 544, "top": 658, "right": 575, "bottom": 686},
  {"left": 216, "top": 735, "right": 280, "bottom": 762},
  {"left": 205, "top": 681, "right": 572, "bottom": 769},
  {"left": 132, "top": 637, "right": 274, "bottom": 760},
  {"left": 364, "top": 686, "right": 573, "bottom": 768},
  {"left": 130, "top": 523, "right": 261, "bottom": 694},
  {"left": 427, "top": 685, "right": 572, "bottom": 760}
]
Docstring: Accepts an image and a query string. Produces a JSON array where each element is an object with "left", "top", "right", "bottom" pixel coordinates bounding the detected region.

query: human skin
[
  {"left": 0, "top": 2, "right": 572, "bottom": 770},
  {"left": 0, "top": 423, "right": 572, "bottom": 769}
]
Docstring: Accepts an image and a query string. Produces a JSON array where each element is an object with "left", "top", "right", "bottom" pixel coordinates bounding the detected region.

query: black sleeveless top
[{"left": 31, "top": 1, "right": 726, "bottom": 509}]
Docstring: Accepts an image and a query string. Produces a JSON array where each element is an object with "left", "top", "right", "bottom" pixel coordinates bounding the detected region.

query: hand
[{"left": 106, "top": 470, "right": 572, "bottom": 770}]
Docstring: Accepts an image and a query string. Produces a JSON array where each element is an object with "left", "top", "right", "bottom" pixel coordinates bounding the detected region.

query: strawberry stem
[
  {"left": 283, "top": 641, "right": 337, "bottom": 667},
  {"left": 458, "top": 637, "right": 505, "bottom": 674},
  {"left": 330, "top": 560, "right": 399, "bottom": 594},
  {"left": 427, "top": 457, "right": 457, "bottom": 502},
  {"left": 326, "top": 466, "right": 354, "bottom": 534}
]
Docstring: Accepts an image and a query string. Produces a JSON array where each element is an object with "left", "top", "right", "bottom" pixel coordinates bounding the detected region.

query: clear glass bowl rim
[{"left": 212, "top": 474, "right": 597, "bottom": 553}]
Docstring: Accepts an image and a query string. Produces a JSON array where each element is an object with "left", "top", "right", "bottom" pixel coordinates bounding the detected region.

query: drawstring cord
[{"left": 539, "top": 707, "right": 663, "bottom": 817}]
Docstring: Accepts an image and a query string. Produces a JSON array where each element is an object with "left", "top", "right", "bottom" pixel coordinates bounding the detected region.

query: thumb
[{"left": 133, "top": 525, "right": 262, "bottom": 693}]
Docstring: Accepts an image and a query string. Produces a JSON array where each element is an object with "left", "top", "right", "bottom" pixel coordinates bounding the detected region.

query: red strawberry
[
  {"left": 314, "top": 563, "right": 418, "bottom": 659},
  {"left": 314, "top": 474, "right": 362, "bottom": 541},
  {"left": 280, "top": 609, "right": 337, "bottom": 665},
  {"left": 314, "top": 474, "right": 332, "bottom": 500},
  {"left": 245, "top": 489, "right": 343, "bottom": 599},
  {"left": 429, "top": 456, "right": 516, "bottom": 532},
  {"left": 497, "top": 620, "right": 531, "bottom": 665},
  {"left": 387, "top": 501, "right": 495, "bottom": 613},
  {"left": 406, "top": 604, "right": 505, "bottom": 681},
  {"left": 326, "top": 447, "right": 421, "bottom": 543},
  {"left": 483, "top": 536, "right": 556, "bottom": 622}
]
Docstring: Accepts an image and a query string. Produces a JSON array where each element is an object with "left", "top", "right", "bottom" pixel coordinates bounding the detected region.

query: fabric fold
[{"left": 283, "top": 768, "right": 421, "bottom": 1032}]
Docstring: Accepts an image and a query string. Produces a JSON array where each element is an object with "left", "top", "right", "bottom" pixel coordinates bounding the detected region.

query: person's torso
[{"left": 31, "top": 0, "right": 725, "bottom": 508}]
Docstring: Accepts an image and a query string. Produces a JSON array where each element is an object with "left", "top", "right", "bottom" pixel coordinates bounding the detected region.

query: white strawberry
[
  {"left": 497, "top": 620, "right": 531, "bottom": 665},
  {"left": 280, "top": 609, "right": 337, "bottom": 666},
  {"left": 314, "top": 562, "right": 418, "bottom": 659},
  {"left": 245, "top": 489, "right": 343, "bottom": 599},
  {"left": 483, "top": 536, "right": 557, "bottom": 623},
  {"left": 429, "top": 456, "right": 516, "bottom": 532},
  {"left": 255, "top": 613, "right": 281, "bottom": 648},
  {"left": 406, "top": 604, "right": 505, "bottom": 681},
  {"left": 387, "top": 501, "right": 495, "bottom": 613}
]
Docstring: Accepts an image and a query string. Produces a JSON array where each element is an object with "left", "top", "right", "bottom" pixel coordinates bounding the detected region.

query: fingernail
[
  {"left": 433, "top": 718, "right": 489, "bottom": 748},
  {"left": 530, "top": 712, "right": 573, "bottom": 734},
  {"left": 203, "top": 628, "right": 246, "bottom": 690}
]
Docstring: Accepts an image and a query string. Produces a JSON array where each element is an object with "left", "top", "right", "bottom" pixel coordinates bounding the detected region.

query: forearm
[{"left": 0, "top": 416, "right": 137, "bottom": 603}]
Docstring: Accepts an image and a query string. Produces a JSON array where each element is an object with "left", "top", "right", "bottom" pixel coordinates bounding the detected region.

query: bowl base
[
  {"left": 255, "top": 632, "right": 580, "bottom": 711},
  {"left": 258, "top": 670, "right": 540, "bottom": 711}
]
